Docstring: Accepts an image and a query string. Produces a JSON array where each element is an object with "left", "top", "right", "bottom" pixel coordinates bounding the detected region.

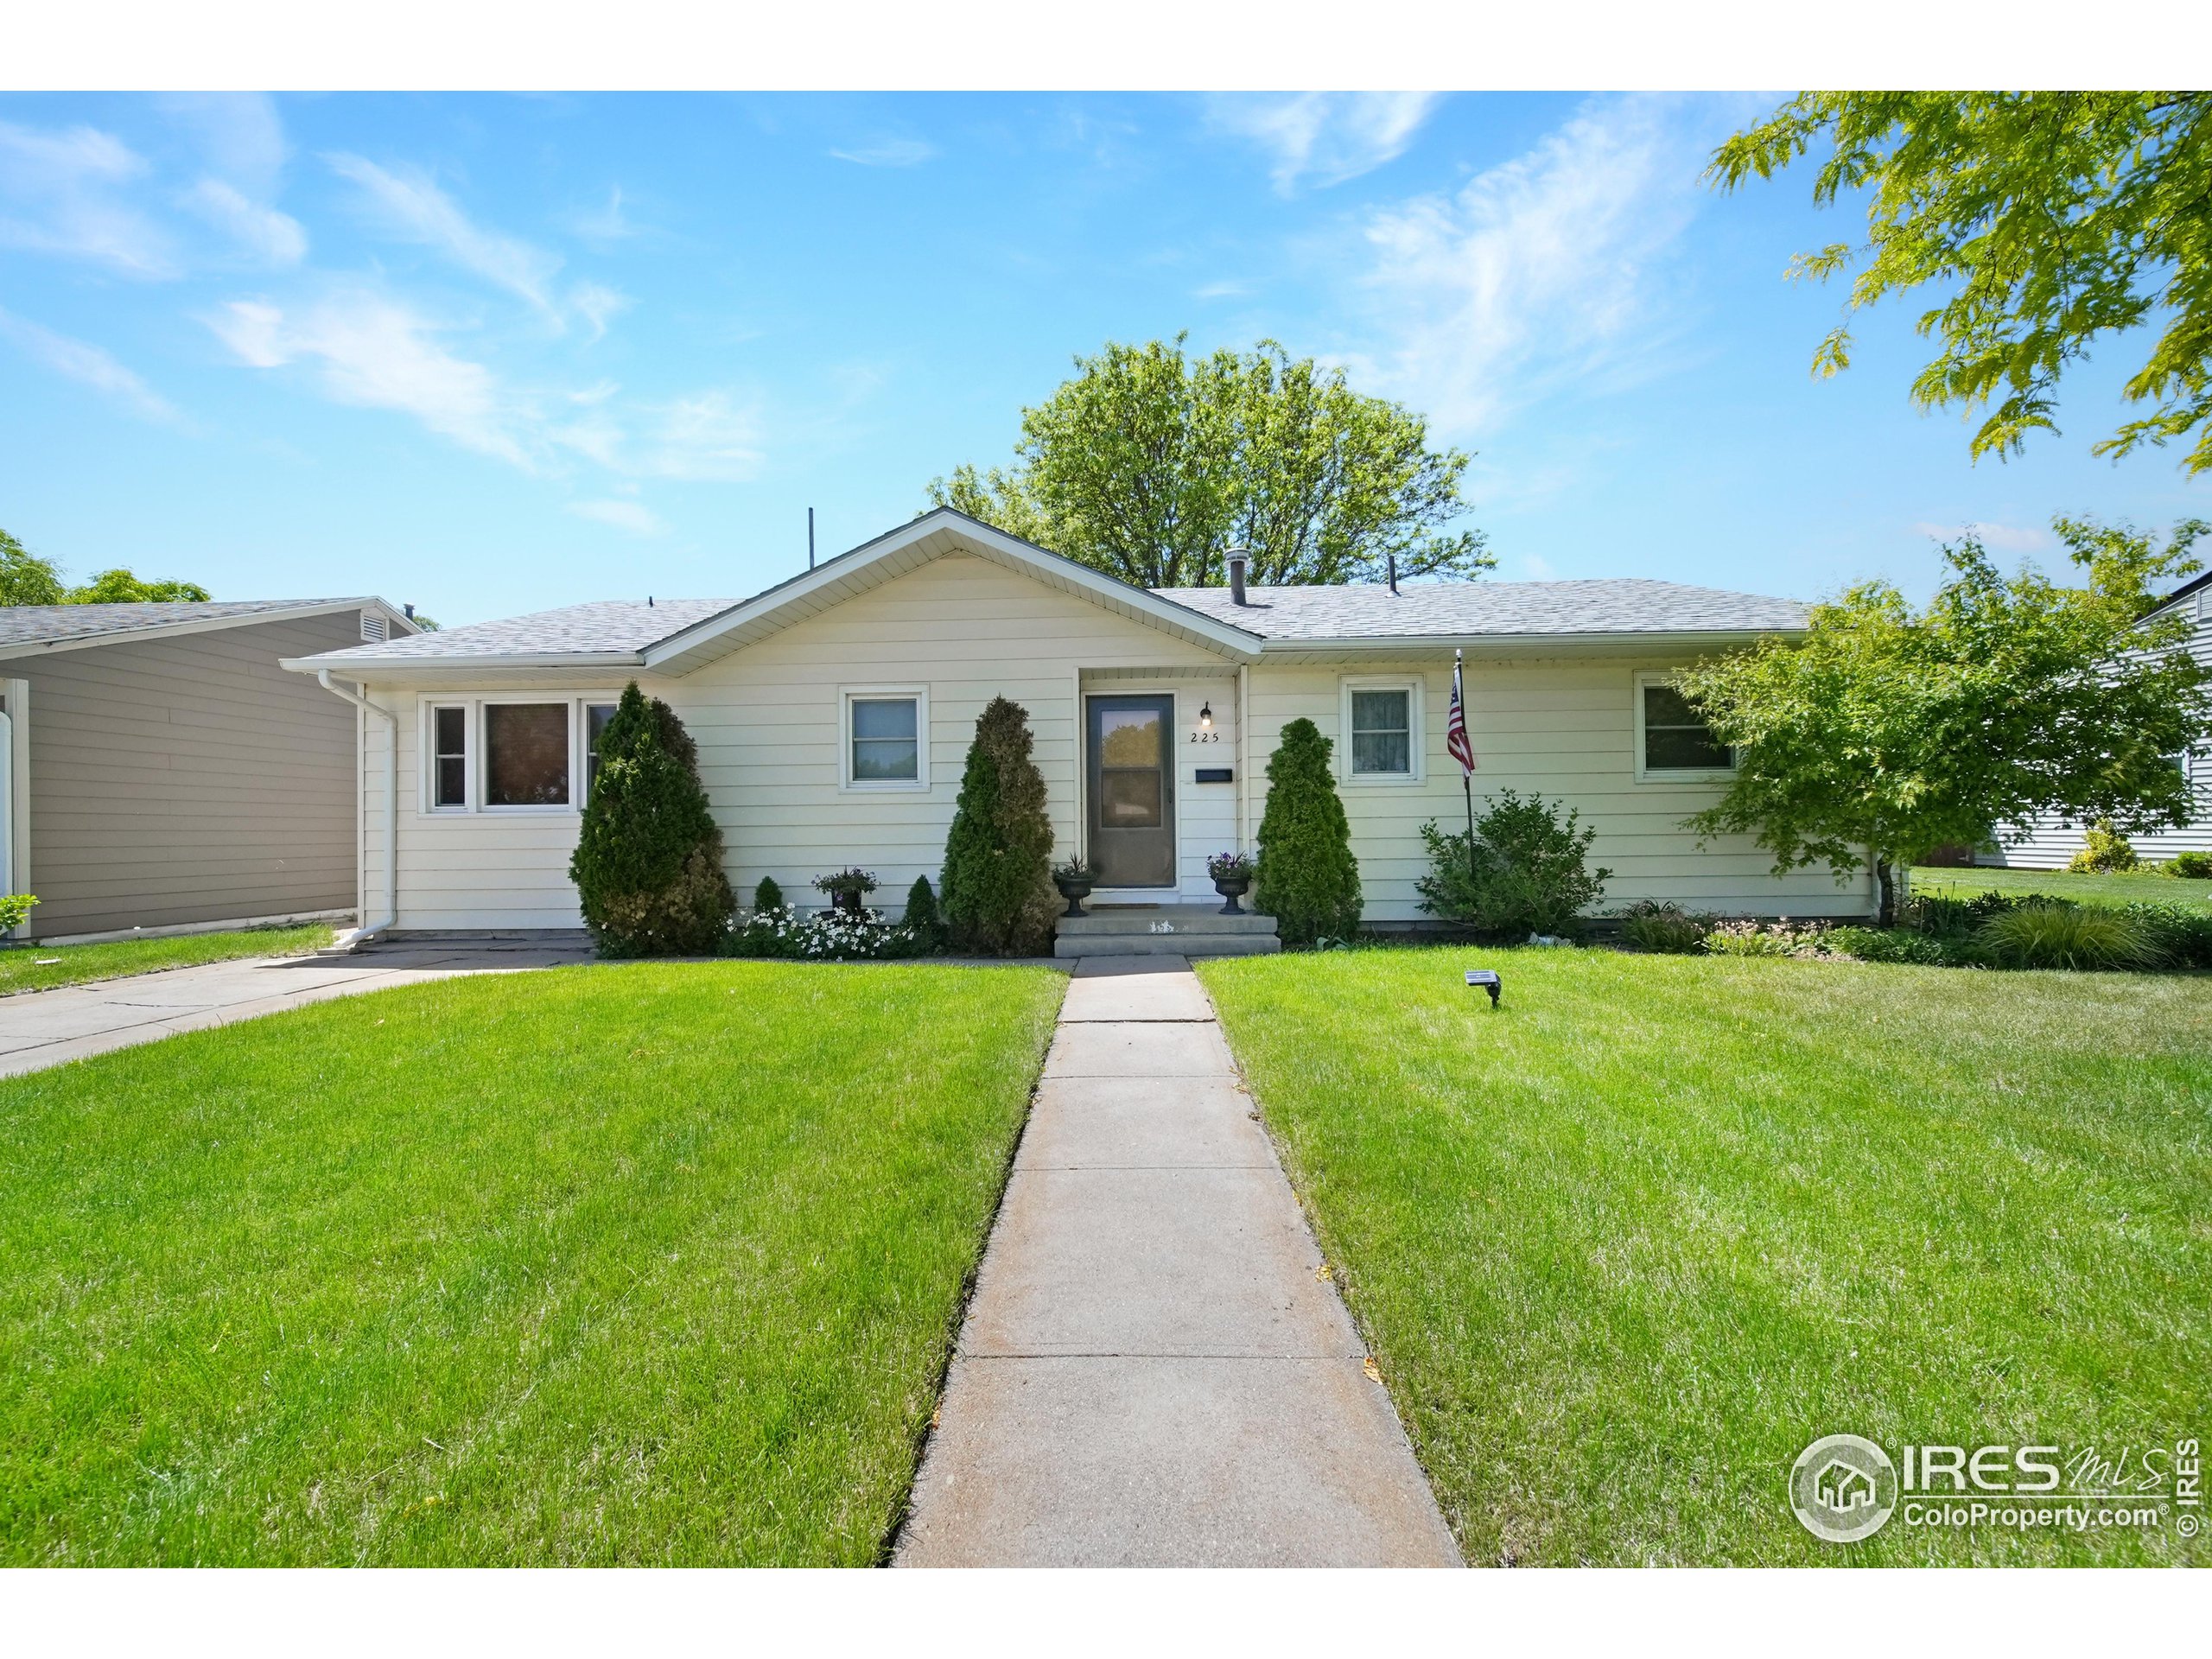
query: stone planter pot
[
  {"left": 1211, "top": 874, "right": 1251, "bottom": 916},
  {"left": 1054, "top": 874, "right": 1095, "bottom": 918}
]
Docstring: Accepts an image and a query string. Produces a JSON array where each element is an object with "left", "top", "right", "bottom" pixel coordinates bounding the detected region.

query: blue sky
[{"left": 1, "top": 90, "right": 2204, "bottom": 626}]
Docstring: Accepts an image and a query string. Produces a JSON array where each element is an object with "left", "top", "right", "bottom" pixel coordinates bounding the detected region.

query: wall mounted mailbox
[{"left": 1194, "top": 767, "right": 1234, "bottom": 784}]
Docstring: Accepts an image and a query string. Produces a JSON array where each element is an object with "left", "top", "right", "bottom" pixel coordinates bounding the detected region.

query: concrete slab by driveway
[
  {"left": 898, "top": 954, "right": 1459, "bottom": 1568},
  {"left": 0, "top": 940, "right": 591, "bottom": 1077}
]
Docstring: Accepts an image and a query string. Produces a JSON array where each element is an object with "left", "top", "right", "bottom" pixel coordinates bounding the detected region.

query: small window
[
  {"left": 849, "top": 696, "right": 919, "bottom": 785},
  {"left": 430, "top": 705, "right": 467, "bottom": 810},
  {"left": 585, "top": 702, "right": 619, "bottom": 801},
  {"left": 484, "top": 703, "right": 570, "bottom": 807},
  {"left": 1641, "top": 682, "right": 1732, "bottom": 773},
  {"left": 1350, "top": 689, "right": 1412, "bottom": 775}
]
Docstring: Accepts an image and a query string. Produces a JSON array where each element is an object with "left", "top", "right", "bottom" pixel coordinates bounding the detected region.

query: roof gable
[
  {"left": 0, "top": 597, "right": 412, "bottom": 663},
  {"left": 642, "top": 509, "right": 1263, "bottom": 672}
]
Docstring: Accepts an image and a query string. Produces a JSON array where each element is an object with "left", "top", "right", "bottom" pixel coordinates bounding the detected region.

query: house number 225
[{"left": 1187, "top": 730, "right": 1222, "bottom": 743}]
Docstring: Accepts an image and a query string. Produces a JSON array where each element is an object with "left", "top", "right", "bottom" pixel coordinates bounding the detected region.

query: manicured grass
[
  {"left": 0, "top": 961, "right": 1064, "bottom": 1565},
  {"left": 0, "top": 924, "right": 335, "bottom": 995},
  {"left": 1199, "top": 947, "right": 2210, "bottom": 1565},
  {"left": 1911, "top": 863, "right": 2212, "bottom": 910}
]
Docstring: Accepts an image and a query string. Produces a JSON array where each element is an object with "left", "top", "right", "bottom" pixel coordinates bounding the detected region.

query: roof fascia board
[
  {"left": 279, "top": 649, "right": 644, "bottom": 677},
  {"left": 643, "top": 508, "right": 1264, "bottom": 673},
  {"left": 0, "top": 598, "right": 413, "bottom": 664},
  {"left": 1255, "top": 627, "right": 1801, "bottom": 657}
]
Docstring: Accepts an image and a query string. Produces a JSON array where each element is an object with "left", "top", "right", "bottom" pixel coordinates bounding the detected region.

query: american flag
[{"left": 1446, "top": 650, "right": 1476, "bottom": 775}]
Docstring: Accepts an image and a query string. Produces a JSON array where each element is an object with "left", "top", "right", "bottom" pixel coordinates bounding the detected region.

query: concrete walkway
[
  {"left": 0, "top": 940, "right": 591, "bottom": 1077},
  {"left": 897, "top": 955, "right": 1459, "bottom": 1567}
]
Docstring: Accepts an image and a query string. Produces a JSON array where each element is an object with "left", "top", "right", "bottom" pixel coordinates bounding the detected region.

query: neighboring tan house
[
  {"left": 0, "top": 598, "right": 416, "bottom": 941},
  {"left": 284, "top": 509, "right": 1871, "bottom": 945},
  {"left": 1980, "top": 568, "right": 2212, "bottom": 869}
]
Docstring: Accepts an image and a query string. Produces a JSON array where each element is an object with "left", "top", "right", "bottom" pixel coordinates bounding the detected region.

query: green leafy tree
[
  {"left": 67, "top": 569, "right": 213, "bottom": 602},
  {"left": 569, "top": 682, "right": 734, "bottom": 956},
  {"left": 0, "top": 529, "right": 66, "bottom": 605},
  {"left": 1710, "top": 92, "right": 2212, "bottom": 472},
  {"left": 1254, "top": 717, "right": 1362, "bottom": 944},
  {"left": 939, "top": 696, "right": 1058, "bottom": 955},
  {"left": 1679, "top": 517, "right": 2212, "bottom": 925},
  {"left": 929, "top": 335, "right": 1490, "bottom": 587}
]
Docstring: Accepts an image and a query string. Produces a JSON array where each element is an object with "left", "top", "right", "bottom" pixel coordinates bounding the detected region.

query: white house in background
[
  {"left": 1980, "top": 568, "right": 2212, "bottom": 869},
  {"left": 283, "top": 509, "right": 1871, "bottom": 939}
]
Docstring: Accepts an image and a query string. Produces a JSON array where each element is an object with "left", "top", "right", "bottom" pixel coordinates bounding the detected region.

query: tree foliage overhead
[
  {"left": 929, "top": 335, "right": 1490, "bottom": 588},
  {"left": 1709, "top": 92, "right": 2212, "bottom": 472},
  {"left": 569, "top": 681, "right": 734, "bottom": 957},
  {"left": 939, "top": 696, "right": 1058, "bottom": 957},
  {"left": 1677, "top": 516, "right": 2211, "bottom": 923},
  {"left": 0, "top": 526, "right": 210, "bottom": 605}
]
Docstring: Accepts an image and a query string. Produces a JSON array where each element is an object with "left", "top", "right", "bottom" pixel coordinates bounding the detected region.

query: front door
[{"left": 1087, "top": 695, "right": 1176, "bottom": 888}]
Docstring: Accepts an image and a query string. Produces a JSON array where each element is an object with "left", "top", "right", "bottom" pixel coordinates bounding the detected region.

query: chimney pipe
[
  {"left": 1228, "top": 550, "right": 1249, "bottom": 607},
  {"left": 1387, "top": 552, "right": 1398, "bottom": 595}
]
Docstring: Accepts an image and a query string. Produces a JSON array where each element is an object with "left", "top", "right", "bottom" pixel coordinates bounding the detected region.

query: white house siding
[
  {"left": 348, "top": 553, "right": 1868, "bottom": 932},
  {"left": 364, "top": 553, "right": 1243, "bottom": 931},
  {"left": 1243, "top": 656, "right": 1874, "bottom": 921},
  {"left": 1981, "top": 586, "right": 2212, "bottom": 869}
]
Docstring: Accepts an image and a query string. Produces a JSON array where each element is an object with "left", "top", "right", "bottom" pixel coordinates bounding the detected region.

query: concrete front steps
[{"left": 1054, "top": 904, "right": 1281, "bottom": 959}]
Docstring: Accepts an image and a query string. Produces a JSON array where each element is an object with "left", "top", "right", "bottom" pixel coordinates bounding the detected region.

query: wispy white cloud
[
  {"left": 1345, "top": 96, "right": 1711, "bottom": 437},
  {"left": 1910, "top": 519, "right": 2050, "bottom": 553},
  {"left": 829, "top": 138, "right": 937, "bottom": 168},
  {"left": 0, "top": 305, "right": 179, "bottom": 423},
  {"left": 327, "top": 154, "right": 569, "bottom": 327},
  {"left": 1208, "top": 92, "right": 1440, "bottom": 193},
  {"left": 207, "top": 290, "right": 530, "bottom": 467},
  {"left": 563, "top": 186, "right": 638, "bottom": 249},
  {"left": 550, "top": 388, "right": 762, "bottom": 482},
  {"left": 567, "top": 498, "right": 667, "bottom": 537},
  {"left": 568, "top": 280, "right": 628, "bottom": 343},
  {"left": 181, "top": 177, "right": 307, "bottom": 267},
  {"left": 1194, "top": 278, "right": 1249, "bottom": 300},
  {"left": 159, "top": 93, "right": 289, "bottom": 196},
  {"left": 0, "top": 119, "right": 175, "bottom": 276}
]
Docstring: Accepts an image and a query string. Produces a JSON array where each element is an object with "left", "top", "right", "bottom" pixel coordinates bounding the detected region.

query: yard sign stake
[{"left": 1448, "top": 648, "right": 1478, "bottom": 882}]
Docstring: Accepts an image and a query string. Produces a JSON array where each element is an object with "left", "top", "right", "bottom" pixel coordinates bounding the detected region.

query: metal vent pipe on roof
[{"left": 1228, "top": 548, "right": 1249, "bottom": 607}]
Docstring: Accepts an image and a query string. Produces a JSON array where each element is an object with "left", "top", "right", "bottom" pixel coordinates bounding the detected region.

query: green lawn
[
  {"left": 0, "top": 961, "right": 1064, "bottom": 1565},
  {"left": 1911, "top": 863, "right": 2212, "bottom": 910},
  {"left": 0, "top": 923, "right": 335, "bottom": 995},
  {"left": 1199, "top": 947, "right": 2210, "bottom": 1566}
]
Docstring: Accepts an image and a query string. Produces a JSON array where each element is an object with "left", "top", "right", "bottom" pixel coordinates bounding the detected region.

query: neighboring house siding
[
  {"left": 1246, "top": 658, "right": 1874, "bottom": 920},
  {"left": 358, "top": 552, "right": 1868, "bottom": 931},
  {"left": 1982, "top": 588, "right": 2212, "bottom": 868},
  {"left": 23, "top": 611, "right": 364, "bottom": 937}
]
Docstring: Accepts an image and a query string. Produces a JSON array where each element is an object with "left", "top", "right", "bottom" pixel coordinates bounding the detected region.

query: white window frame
[
  {"left": 582, "top": 700, "right": 621, "bottom": 805},
  {"left": 423, "top": 701, "right": 473, "bottom": 813},
  {"left": 1633, "top": 671, "right": 1738, "bottom": 785},
  {"left": 840, "top": 685, "right": 930, "bottom": 793},
  {"left": 479, "top": 696, "right": 580, "bottom": 814},
  {"left": 1338, "top": 675, "right": 1425, "bottom": 785}
]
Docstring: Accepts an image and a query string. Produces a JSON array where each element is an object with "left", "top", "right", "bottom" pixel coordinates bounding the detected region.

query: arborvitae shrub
[
  {"left": 905, "top": 874, "right": 940, "bottom": 930},
  {"left": 753, "top": 875, "right": 784, "bottom": 912},
  {"left": 940, "top": 696, "right": 1058, "bottom": 955},
  {"left": 1254, "top": 717, "right": 1362, "bottom": 944},
  {"left": 569, "top": 682, "right": 734, "bottom": 956}
]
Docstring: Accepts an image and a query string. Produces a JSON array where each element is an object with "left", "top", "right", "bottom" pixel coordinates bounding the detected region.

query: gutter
[{"left": 315, "top": 671, "right": 397, "bottom": 949}]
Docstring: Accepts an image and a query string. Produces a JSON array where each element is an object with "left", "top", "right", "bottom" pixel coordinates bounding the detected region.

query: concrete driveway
[{"left": 0, "top": 940, "right": 593, "bottom": 1078}]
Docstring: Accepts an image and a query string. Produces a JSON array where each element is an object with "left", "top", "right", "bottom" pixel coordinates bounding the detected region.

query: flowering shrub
[
  {"left": 1702, "top": 918, "right": 1827, "bottom": 958},
  {"left": 723, "top": 905, "right": 935, "bottom": 962}
]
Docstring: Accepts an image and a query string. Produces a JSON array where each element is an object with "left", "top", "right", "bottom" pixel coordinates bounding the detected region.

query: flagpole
[{"left": 1456, "top": 649, "right": 1476, "bottom": 886}]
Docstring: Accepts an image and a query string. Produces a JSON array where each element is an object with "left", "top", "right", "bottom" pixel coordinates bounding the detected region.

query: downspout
[{"left": 317, "top": 671, "right": 397, "bottom": 943}]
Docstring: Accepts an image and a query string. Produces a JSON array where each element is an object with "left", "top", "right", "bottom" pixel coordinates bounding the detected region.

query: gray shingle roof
[
  {"left": 0, "top": 599, "right": 382, "bottom": 648},
  {"left": 304, "top": 598, "right": 739, "bottom": 664},
  {"left": 1153, "top": 579, "right": 1808, "bottom": 639}
]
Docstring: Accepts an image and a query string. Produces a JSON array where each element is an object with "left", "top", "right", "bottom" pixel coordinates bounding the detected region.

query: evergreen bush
[
  {"left": 1254, "top": 718, "right": 1362, "bottom": 944},
  {"left": 940, "top": 697, "right": 1058, "bottom": 955},
  {"left": 753, "top": 875, "right": 784, "bottom": 912},
  {"left": 2165, "top": 850, "right": 2212, "bottom": 879},
  {"left": 569, "top": 682, "right": 734, "bottom": 956}
]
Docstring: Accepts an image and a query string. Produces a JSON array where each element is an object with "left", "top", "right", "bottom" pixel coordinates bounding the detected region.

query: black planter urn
[
  {"left": 1054, "top": 874, "right": 1096, "bottom": 918},
  {"left": 1211, "top": 873, "right": 1251, "bottom": 916}
]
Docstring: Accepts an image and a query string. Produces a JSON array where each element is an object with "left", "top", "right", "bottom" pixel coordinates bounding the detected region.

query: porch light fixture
[{"left": 1198, "top": 702, "right": 1213, "bottom": 730}]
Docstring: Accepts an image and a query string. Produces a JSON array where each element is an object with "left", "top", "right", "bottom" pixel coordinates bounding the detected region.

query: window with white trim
[
  {"left": 1635, "top": 673, "right": 1734, "bottom": 779},
  {"left": 1338, "top": 677, "right": 1423, "bottom": 782},
  {"left": 483, "top": 702, "right": 571, "bottom": 807},
  {"left": 843, "top": 691, "right": 925, "bottom": 788},
  {"left": 429, "top": 705, "right": 468, "bottom": 810},
  {"left": 585, "top": 702, "right": 619, "bottom": 802}
]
